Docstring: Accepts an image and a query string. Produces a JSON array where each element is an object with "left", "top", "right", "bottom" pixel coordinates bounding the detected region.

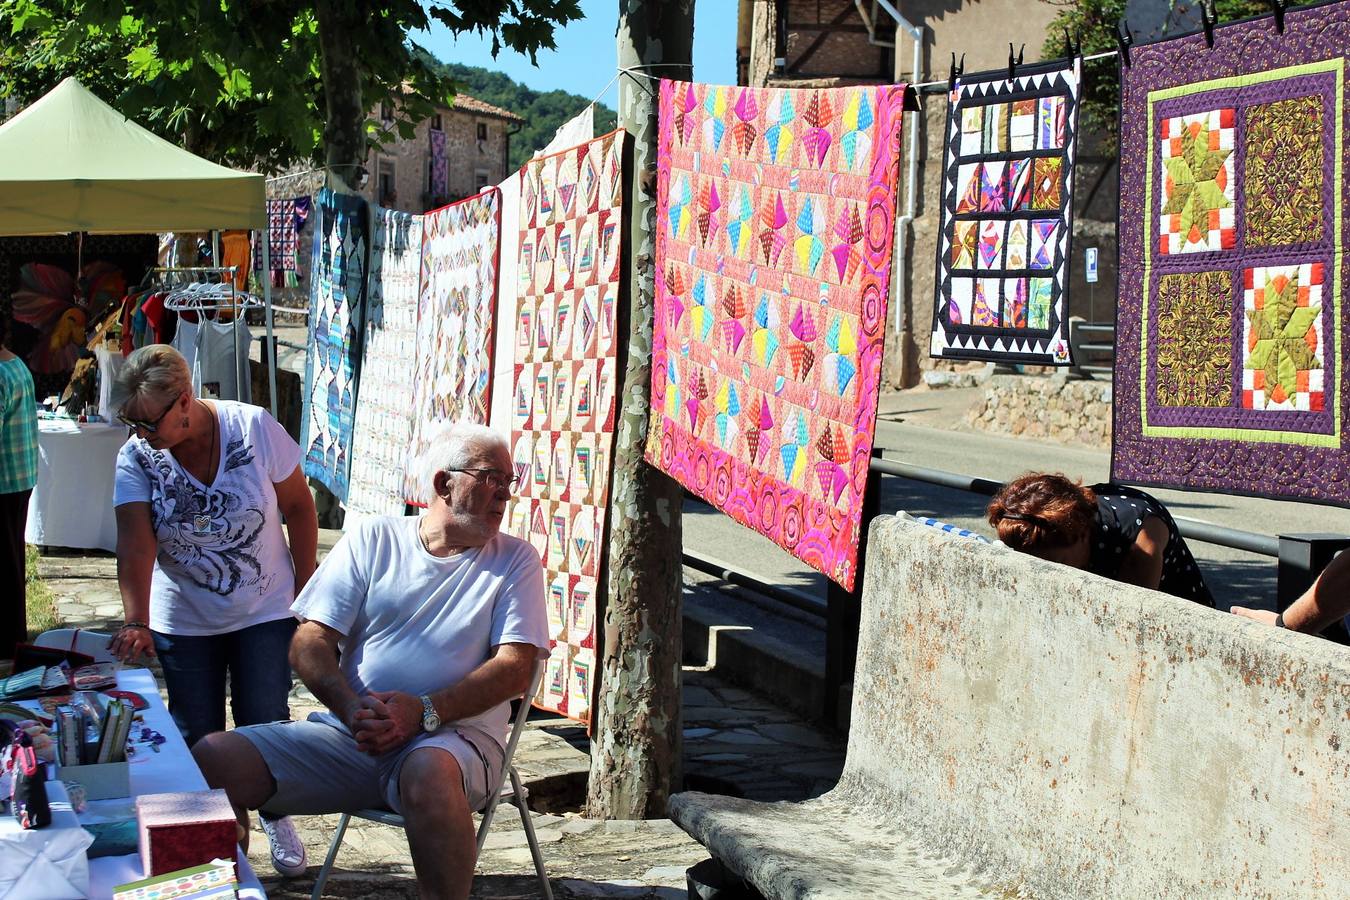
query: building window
[
  {"left": 380, "top": 102, "right": 393, "bottom": 122},
  {"left": 378, "top": 158, "right": 397, "bottom": 205},
  {"left": 432, "top": 113, "right": 443, "bottom": 130},
  {"left": 475, "top": 170, "right": 490, "bottom": 190},
  {"left": 476, "top": 122, "right": 488, "bottom": 141}
]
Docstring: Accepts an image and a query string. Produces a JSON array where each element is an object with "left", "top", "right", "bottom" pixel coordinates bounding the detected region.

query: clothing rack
[{"left": 150, "top": 265, "right": 277, "bottom": 416}]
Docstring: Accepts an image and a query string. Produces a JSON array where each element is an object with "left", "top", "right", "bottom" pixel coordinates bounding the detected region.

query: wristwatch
[{"left": 419, "top": 695, "right": 441, "bottom": 733}]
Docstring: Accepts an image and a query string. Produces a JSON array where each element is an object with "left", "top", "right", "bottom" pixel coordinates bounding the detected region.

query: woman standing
[
  {"left": 108, "top": 344, "right": 316, "bottom": 876},
  {"left": 987, "top": 472, "right": 1215, "bottom": 607},
  {"left": 0, "top": 308, "right": 38, "bottom": 659}
]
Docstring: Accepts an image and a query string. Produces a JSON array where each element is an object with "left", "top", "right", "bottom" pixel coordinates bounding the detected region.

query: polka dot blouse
[{"left": 1087, "top": 483, "right": 1215, "bottom": 607}]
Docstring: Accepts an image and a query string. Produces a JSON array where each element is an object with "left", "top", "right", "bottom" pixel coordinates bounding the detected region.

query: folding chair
[
  {"left": 34, "top": 628, "right": 117, "bottom": 663},
  {"left": 309, "top": 656, "right": 553, "bottom": 900}
]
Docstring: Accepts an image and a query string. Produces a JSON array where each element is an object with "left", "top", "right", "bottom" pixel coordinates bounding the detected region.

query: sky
[{"left": 417, "top": 0, "right": 737, "bottom": 110}]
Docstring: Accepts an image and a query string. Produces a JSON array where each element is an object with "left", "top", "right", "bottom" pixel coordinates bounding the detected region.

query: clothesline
[{"left": 910, "top": 47, "right": 1119, "bottom": 90}]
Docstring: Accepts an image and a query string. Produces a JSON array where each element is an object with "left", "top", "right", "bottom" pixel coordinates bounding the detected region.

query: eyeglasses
[
  {"left": 117, "top": 395, "right": 180, "bottom": 433},
  {"left": 445, "top": 467, "right": 520, "bottom": 492}
]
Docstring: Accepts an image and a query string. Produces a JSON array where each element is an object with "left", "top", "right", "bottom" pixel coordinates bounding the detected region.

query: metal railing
[{"left": 682, "top": 454, "right": 1339, "bottom": 618}]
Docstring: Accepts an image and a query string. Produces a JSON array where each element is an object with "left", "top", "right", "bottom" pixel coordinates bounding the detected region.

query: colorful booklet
[{"left": 112, "top": 859, "right": 237, "bottom": 900}]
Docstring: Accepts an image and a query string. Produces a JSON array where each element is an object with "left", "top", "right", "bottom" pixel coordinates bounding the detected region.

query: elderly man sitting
[{"left": 194, "top": 423, "right": 547, "bottom": 900}]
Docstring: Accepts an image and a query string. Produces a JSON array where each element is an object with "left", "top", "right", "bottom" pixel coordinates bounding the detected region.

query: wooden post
[{"left": 585, "top": 0, "right": 695, "bottom": 819}]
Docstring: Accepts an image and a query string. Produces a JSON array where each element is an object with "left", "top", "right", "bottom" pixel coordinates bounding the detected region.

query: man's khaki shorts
[{"left": 237, "top": 712, "right": 504, "bottom": 816}]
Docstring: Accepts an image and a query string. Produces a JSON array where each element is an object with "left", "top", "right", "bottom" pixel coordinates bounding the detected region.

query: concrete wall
[{"left": 851, "top": 515, "right": 1349, "bottom": 897}]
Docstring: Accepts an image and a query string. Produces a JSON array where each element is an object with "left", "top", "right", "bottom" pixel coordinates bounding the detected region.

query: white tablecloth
[
  {"left": 25, "top": 420, "right": 126, "bottom": 552},
  {"left": 77, "top": 669, "right": 266, "bottom": 898}
]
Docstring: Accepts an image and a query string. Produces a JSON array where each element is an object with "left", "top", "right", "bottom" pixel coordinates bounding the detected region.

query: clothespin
[
  {"left": 1062, "top": 27, "right": 1081, "bottom": 60},
  {"left": 1201, "top": 2, "right": 1217, "bottom": 47},
  {"left": 1115, "top": 21, "right": 1133, "bottom": 67},
  {"left": 1007, "top": 43, "right": 1025, "bottom": 82},
  {"left": 948, "top": 52, "right": 965, "bottom": 93},
  {"left": 1269, "top": 0, "right": 1286, "bottom": 32}
]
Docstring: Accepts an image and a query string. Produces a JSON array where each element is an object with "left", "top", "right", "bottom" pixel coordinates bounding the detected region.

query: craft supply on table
[{"left": 135, "top": 789, "right": 238, "bottom": 876}]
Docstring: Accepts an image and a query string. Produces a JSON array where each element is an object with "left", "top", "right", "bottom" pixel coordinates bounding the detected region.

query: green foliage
[
  {"left": 24, "top": 544, "right": 61, "bottom": 640},
  {"left": 431, "top": 59, "right": 617, "bottom": 170},
  {"left": 0, "top": 0, "right": 583, "bottom": 172},
  {"left": 1041, "top": 0, "right": 1269, "bottom": 157}
]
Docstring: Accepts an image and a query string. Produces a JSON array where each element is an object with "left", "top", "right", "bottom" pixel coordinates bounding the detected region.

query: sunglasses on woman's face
[{"left": 117, "top": 395, "right": 180, "bottom": 433}]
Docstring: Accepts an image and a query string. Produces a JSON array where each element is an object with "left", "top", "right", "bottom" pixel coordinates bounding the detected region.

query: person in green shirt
[{"left": 0, "top": 306, "right": 38, "bottom": 659}]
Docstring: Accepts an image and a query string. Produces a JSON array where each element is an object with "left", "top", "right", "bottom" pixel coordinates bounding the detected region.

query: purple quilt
[{"left": 1113, "top": 2, "right": 1350, "bottom": 505}]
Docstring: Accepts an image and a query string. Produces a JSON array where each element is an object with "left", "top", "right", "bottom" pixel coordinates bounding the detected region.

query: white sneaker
[{"left": 259, "top": 815, "right": 307, "bottom": 876}]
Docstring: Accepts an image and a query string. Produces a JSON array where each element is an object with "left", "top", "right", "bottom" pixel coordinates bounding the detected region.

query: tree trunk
[
  {"left": 585, "top": 0, "right": 694, "bottom": 819},
  {"left": 314, "top": 0, "right": 367, "bottom": 182}
]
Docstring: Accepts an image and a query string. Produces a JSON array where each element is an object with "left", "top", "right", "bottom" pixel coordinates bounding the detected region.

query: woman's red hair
[{"left": 987, "top": 473, "right": 1097, "bottom": 552}]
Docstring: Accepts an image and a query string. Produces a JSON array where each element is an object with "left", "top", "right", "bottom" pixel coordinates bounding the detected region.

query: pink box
[{"left": 135, "top": 789, "right": 238, "bottom": 876}]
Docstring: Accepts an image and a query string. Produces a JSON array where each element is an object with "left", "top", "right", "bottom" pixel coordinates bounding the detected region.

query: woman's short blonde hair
[{"left": 110, "top": 344, "right": 192, "bottom": 414}]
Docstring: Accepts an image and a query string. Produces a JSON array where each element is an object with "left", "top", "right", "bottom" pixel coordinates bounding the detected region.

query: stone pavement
[{"left": 37, "top": 540, "right": 846, "bottom": 898}]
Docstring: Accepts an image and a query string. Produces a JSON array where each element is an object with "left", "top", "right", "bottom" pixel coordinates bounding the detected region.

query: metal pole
[{"left": 262, "top": 221, "right": 278, "bottom": 417}]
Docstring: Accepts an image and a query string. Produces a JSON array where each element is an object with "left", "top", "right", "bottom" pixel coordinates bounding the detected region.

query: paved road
[{"left": 682, "top": 385, "right": 1350, "bottom": 612}]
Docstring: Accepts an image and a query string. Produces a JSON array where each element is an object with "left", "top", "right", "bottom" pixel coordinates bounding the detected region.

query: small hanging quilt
[
  {"left": 508, "top": 129, "right": 625, "bottom": 723},
  {"left": 429, "top": 129, "right": 448, "bottom": 200},
  {"left": 253, "top": 197, "right": 311, "bottom": 275},
  {"left": 300, "top": 188, "right": 369, "bottom": 501},
  {"left": 930, "top": 58, "right": 1081, "bottom": 365},
  {"left": 1113, "top": 3, "right": 1350, "bottom": 506},
  {"left": 647, "top": 80, "right": 910, "bottom": 591},
  {"left": 403, "top": 189, "right": 502, "bottom": 505},
  {"left": 347, "top": 207, "right": 424, "bottom": 519}
]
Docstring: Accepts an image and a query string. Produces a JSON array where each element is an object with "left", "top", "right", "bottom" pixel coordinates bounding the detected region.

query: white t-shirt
[
  {"left": 292, "top": 516, "right": 548, "bottom": 743},
  {"left": 113, "top": 400, "right": 301, "bottom": 635}
]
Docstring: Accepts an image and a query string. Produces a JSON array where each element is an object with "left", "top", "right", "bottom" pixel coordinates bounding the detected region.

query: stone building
[
  {"left": 363, "top": 91, "right": 523, "bottom": 214},
  {"left": 736, "top": 0, "right": 1113, "bottom": 389}
]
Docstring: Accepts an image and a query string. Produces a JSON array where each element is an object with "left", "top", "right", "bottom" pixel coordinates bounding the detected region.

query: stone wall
[
  {"left": 852, "top": 515, "right": 1350, "bottom": 897},
  {"left": 965, "top": 373, "right": 1112, "bottom": 447},
  {"left": 363, "top": 105, "right": 513, "bottom": 214}
]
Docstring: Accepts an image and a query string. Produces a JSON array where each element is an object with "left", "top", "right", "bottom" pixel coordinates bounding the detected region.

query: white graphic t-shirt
[{"left": 113, "top": 400, "right": 301, "bottom": 635}]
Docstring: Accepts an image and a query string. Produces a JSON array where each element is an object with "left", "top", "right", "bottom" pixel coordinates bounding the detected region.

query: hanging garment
[
  {"left": 172, "top": 318, "right": 253, "bottom": 403},
  {"left": 95, "top": 346, "right": 127, "bottom": 419},
  {"left": 220, "top": 231, "right": 252, "bottom": 291}
]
